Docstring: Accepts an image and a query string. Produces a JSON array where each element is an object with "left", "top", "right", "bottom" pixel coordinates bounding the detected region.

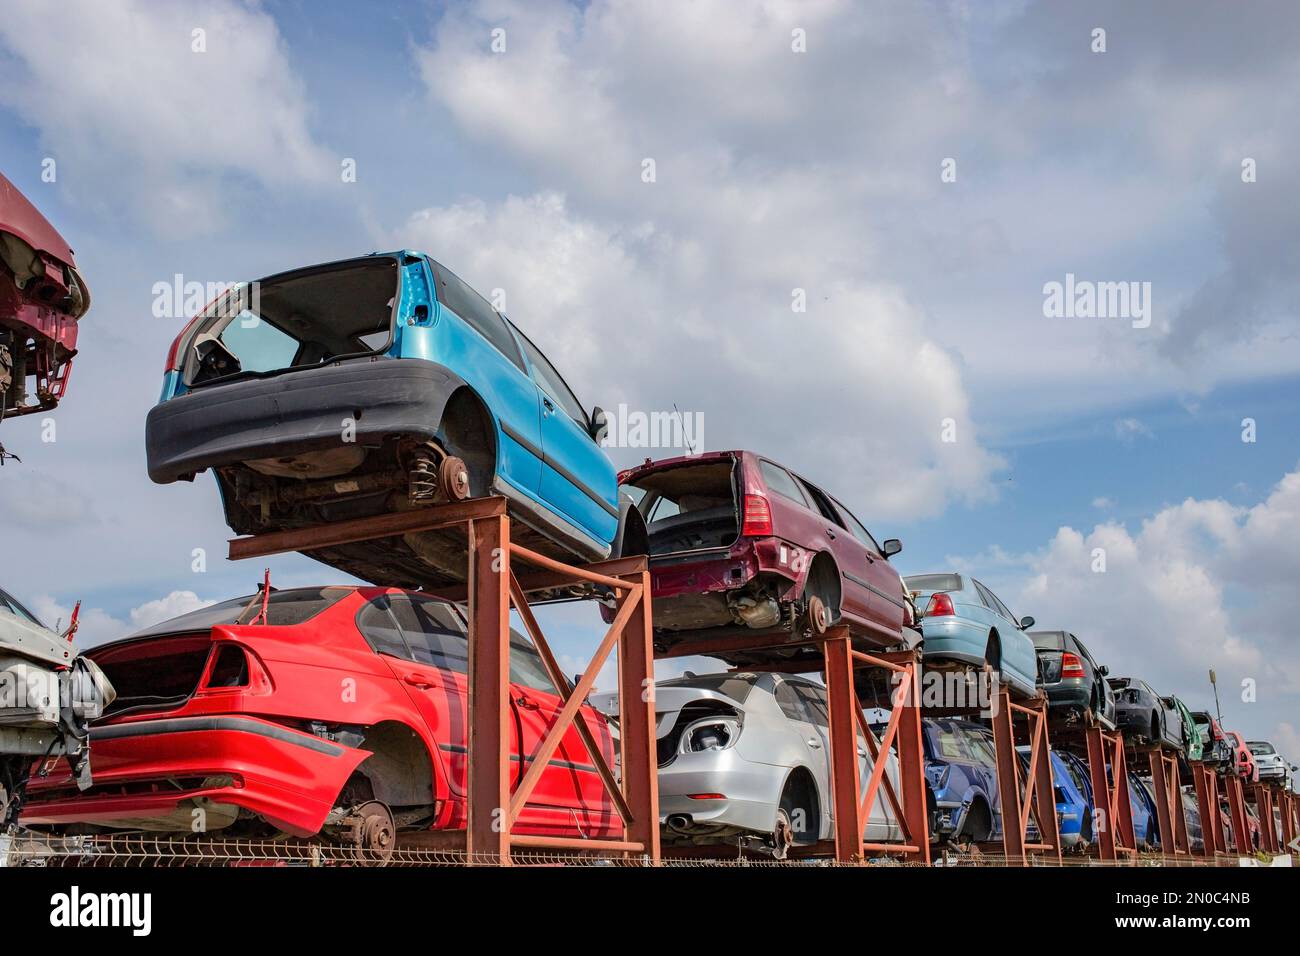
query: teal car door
[
  {"left": 508, "top": 323, "right": 618, "bottom": 551},
  {"left": 974, "top": 580, "right": 1037, "bottom": 695},
  {"left": 424, "top": 260, "right": 543, "bottom": 497}
]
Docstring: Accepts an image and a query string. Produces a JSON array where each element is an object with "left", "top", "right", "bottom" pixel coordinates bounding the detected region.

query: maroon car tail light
[
  {"left": 1060, "top": 652, "right": 1086, "bottom": 680},
  {"left": 740, "top": 493, "right": 773, "bottom": 536},
  {"left": 925, "top": 592, "right": 955, "bottom": 617}
]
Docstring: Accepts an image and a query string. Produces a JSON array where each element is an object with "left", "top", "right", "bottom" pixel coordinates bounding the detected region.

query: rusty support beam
[
  {"left": 618, "top": 566, "right": 660, "bottom": 861},
  {"left": 1146, "top": 749, "right": 1189, "bottom": 856},
  {"left": 227, "top": 495, "right": 506, "bottom": 560},
  {"left": 990, "top": 689, "right": 1060, "bottom": 864},
  {"left": 1085, "top": 725, "right": 1137, "bottom": 861},
  {"left": 425, "top": 554, "right": 650, "bottom": 602},
  {"left": 824, "top": 631, "right": 863, "bottom": 862},
  {"left": 1223, "top": 773, "right": 1251, "bottom": 854},
  {"left": 466, "top": 513, "right": 511, "bottom": 865}
]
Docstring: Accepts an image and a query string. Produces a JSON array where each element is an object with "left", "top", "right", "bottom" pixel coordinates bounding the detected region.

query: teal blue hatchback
[
  {"left": 903, "top": 572, "right": 1039, "bottom": 699},
  {"left": 147, "top": 252, "right": 641, "bottom": 586}
]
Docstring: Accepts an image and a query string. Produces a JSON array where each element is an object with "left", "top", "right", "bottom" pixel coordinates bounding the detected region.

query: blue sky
[{"left": 1, "top": 0, "right": 1298, "bottom": 755}]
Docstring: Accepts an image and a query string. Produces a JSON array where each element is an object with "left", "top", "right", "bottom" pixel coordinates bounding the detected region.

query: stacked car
[{"left": 8, "top": 244, "right": 1296, "bottom": 861}]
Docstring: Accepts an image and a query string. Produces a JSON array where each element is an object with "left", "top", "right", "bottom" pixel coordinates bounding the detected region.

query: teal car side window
[{"left": 428, "top": 259, "right": 527, "bottom": 372}]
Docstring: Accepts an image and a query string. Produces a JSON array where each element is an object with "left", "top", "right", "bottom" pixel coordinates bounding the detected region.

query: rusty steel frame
[
  {"left": 1245, "top": 782, "right": 1280, "bottom": 855},
  {"left": 228, "top": 496, "right": 659, "bottom": 865},
  {"left": 1085, "top": 726, "right": 1139, "bottom": 861},
  {"left": 1221, "top": 772, "right": 1252, "bottom": 854},
  {"left": 987, "top": 689, "right": 1061, "bottom": 864},
  {"left": 1190, "top": 762, "right": 1225, "bottom": 857},
  {"left": 1280, "top": 788, "right": 1300, "bottom": 856},
  {"left": 827, "top": 635, "right": 929, "bottom": 863},
  {"left": 1145, "top": 748, "right": 1190, "bottom": 856}
]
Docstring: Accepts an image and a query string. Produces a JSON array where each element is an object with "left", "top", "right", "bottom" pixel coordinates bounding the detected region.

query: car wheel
[
  {"left": 960, "top": 800, "right": 993, "bottom": 845},
  {"left": 771, "top": 806, "right": 794, "bottom": 861}
]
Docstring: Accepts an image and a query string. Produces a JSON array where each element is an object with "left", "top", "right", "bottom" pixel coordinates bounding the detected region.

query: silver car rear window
[{"left": 659, "top": 673, "right": 758, "bottom": 704}]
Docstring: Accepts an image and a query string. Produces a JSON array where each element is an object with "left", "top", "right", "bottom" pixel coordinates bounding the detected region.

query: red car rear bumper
[
  {"left": 650, "top": 537, "right": 802, "bottom": 599},
  {"left": 21, "top": 715, "right": 368, "bottom": 837}
]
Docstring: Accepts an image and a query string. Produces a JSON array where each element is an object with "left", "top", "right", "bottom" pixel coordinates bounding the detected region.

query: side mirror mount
[
  {"left": 589, "top": 405, "right": 609, "bottom": 443},
  {"left": 1099, "top": 664, "right": 1109, "bottom": 677},
  {"left": 882, "top": 538, "right": 902, "bottom": 559},
  {"left": 1019, "top": 615, "right": 1035, "bottom": 629}
]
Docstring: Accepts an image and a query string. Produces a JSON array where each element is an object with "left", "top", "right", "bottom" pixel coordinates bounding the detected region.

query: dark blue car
[
  {"left": 922, "top": 717, "right": 1042, "bottom": 845},
  {"left": 1054, "top": 750, "right": 1159, "bottom": 850},
  {"left": 146, "top": 252, "right": 644, "bottom": 586}
]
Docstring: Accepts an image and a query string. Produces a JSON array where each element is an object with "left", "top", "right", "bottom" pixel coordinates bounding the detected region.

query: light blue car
[
  {"left": 145, "top": 251, "right": 642, "bottom": 586},
  {"left": 903, "top": 573, "right": 1039, "bottom": 699}
]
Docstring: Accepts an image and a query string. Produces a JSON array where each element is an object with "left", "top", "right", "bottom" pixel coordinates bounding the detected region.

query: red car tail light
[
  {"left": 741, "top": 494, "right": 773, "bottom": 536},
  {"left": 926, "top": 592, "right": 955, "bottom": 617},
  {"left": 1060, "top": 652, "right": 1087, "bottom": 679},
  {"left": 163, "top": 312, "right": 206, "bottom": 373},
  {"left": 686, "top": 793, "right": 726, "bottom": 800}
]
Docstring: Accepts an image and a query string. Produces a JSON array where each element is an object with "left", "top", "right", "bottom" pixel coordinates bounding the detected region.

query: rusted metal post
[
  {"left": 1086, "top": 726, "right": 1117, "bottom": 861},
  {"left": 1224, "top": 773, "right": 1251, "bottom": 854},
  {"left": 824, "top": 629, "right": 862, "bottom": 862},
  {"left": 1027, "top": 702, "right": 1062, "bottom": 862},
  {"left": 466, "top": 513, "right": 511, "bottom": 865},
  {"left": 1280, "top": 789, "right": 1298, "bottom": 857},
  {"left": 618, "top": 567, "right": 660, "bottom": 862},
  {"left": 894, "top": 652, "right": 930, "bottom": 865},
  {"left": 990, "top": 688, "right": 1026, "bottom": 864}
]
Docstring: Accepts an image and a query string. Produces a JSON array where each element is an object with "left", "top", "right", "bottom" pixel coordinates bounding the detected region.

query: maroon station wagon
[{"left": 619, "top": 451, "right": 911, "bottom": 664}]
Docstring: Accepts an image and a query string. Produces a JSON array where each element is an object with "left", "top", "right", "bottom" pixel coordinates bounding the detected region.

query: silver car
[
  {"left": 0, "top": 586, "right": 114, "bottom": 824},
  {"left": 1247, "top": 741, "right": 1290, "bottom": 784},
  {"left": 632, "top": 671, "right": 903, "bottom": 858}
]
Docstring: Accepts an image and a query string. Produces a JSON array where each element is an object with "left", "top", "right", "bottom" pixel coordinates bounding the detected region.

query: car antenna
[{"left": 672, "top": 403, "right": 695, "bottom": 456}]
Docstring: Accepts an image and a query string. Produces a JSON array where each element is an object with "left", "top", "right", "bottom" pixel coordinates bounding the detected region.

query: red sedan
[{"left": 21, "top": 586, "right": 617, "bottom": 855}]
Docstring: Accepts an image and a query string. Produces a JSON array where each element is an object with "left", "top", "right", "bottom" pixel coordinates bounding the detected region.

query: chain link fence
[{"left": 0, "top": 831, "right": 1262, "bottom": 868}]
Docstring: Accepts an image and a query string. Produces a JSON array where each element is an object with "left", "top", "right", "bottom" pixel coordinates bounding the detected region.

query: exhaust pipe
[{"left": 665, "top": 814, "right": 693, "bottom": 833}]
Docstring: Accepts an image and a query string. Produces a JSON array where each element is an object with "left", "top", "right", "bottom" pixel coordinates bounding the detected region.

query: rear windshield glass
[
  {"left": 129, "top": 587, "right": 351, "bottom": 638},
  {"left": 659, "top": 672, "right": 758, "bottom": 704},
  {"left": 1030, "top": 632, "right": 1065, "bottom": 650},
  {"left": 904, "top": 574, "right": 961, "bottom": 594},
  {"left": 187, "top": 257, "right": 397, "bottom": 387}
]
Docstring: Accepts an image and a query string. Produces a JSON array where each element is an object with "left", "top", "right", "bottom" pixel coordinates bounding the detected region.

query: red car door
[
  {"left": 357, "top": 591, "right": 558, "bottom": 832},
  {"left": 795, "top": 477, "right": 878, "bottom": 625},
  {"left": 508, "top": 642, "right": 618, "bottom": 837}
]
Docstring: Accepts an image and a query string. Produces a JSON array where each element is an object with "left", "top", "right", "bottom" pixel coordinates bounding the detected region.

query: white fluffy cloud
[
  {"left": 409, "top": 2, "right": 1010, "bottom": 521},
  {"left": 30, "top": 590, "right": 216, "bottom": 650},
  {"left": 394, "top": 191, "right": 1004, "bottom": 520},
  {"left": 964, "top": 464, "right": 1300, "bottom": 754},
  {"left": 0, "top": 0, "right": 333, "bottom": 233}
]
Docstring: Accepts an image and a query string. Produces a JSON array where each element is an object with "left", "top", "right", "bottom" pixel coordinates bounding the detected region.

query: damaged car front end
[
  {"left": 0, "top": 172, "right": 89, "bottom": 436},
  {"left": 0, "top": 587, "right": 114, "bottom": 827}
]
